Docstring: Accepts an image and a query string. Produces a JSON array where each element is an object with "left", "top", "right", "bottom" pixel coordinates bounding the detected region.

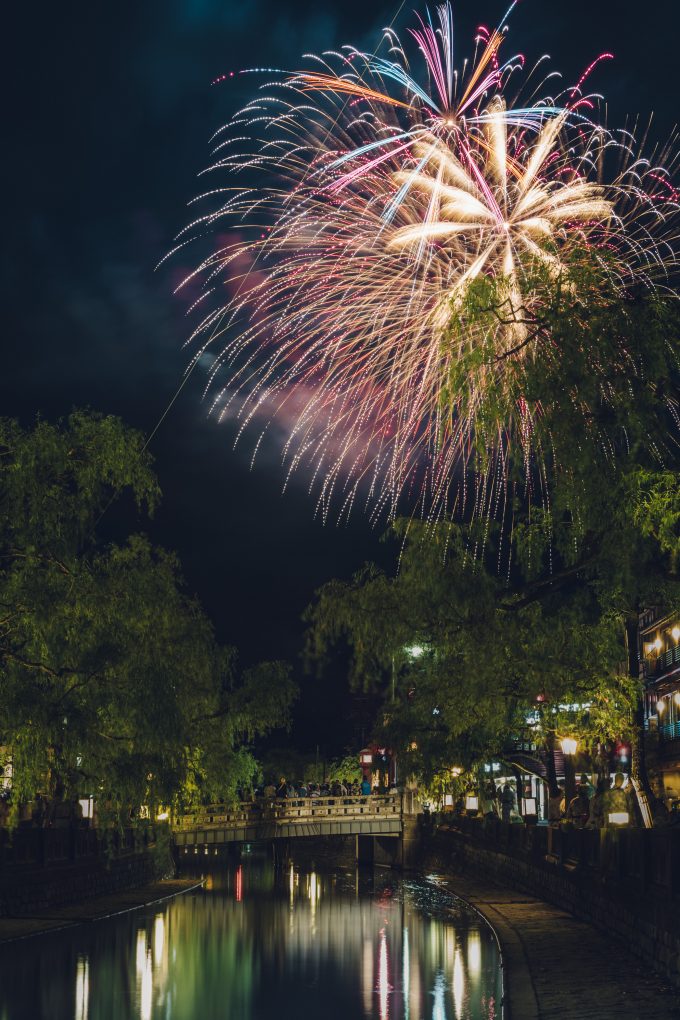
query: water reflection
[
  {"left": 75, "top": 956, "right": 88, "bottom": 1020},
  {"left": 453, "top": 949, "right": 465, "bottom": 1018},
  {"left": 378, "top": 928, "right": 389, "bottom": 1020},
  {"left": 433, "top": 972, "right": 447, "bottom": 1020},
  {"left": 0, "top": 860, "right": 502, "bottom": 1019}
]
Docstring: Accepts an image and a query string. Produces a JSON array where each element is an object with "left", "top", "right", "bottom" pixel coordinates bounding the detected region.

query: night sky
[{"left": 4, "top": 0, "right": 678, "bottom": 748}]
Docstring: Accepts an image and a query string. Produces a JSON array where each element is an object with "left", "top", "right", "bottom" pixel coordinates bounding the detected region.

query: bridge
[{"left": 173, "top": 794, "right": 405, "bottom": 859}]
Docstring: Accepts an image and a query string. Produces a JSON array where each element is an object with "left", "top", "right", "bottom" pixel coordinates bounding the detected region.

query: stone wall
[
  {"left": 0, "top": 827, "right": 174, "bottom": 917},
  {"left": 419, "top": 818, "right": 680, "bottom": 987}
]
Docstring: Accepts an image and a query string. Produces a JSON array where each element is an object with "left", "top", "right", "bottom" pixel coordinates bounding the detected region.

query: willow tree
[
  {"left": 306, "top": 289, "right": 680, "bottom": 815},
  {"left": 0, "top": 411, "right": 295, "bottom": 824}
]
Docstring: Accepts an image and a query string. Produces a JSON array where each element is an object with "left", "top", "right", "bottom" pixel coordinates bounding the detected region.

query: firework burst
[{"left": 170, "top": 2, "right": 680, "bottom": 523}]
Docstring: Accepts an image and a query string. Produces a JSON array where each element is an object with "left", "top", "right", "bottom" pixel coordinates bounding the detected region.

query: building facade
[{"left": 640, "top": 608, "right": 680, "bottom": 807}]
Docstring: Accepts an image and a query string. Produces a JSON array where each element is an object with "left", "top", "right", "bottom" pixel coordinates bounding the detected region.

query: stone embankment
[
  {"left": 0, "top": 824, "right": 173, "bottom": 920},
  {"left": 420, "top": 817, "right": 680, "bottom": 1017}
]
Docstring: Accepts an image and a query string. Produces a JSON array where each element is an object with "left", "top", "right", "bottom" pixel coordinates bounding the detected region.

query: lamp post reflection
[
  {"left": 153, "top": 915, "right": 164, "bottom": 964},
  {"left": 402, "top": 927, "right": 410, "bottom": 1020},
  {"left": 467, "top": 930, "right": 482, "bottom": 982},
  {"left": 378, "top": 928, "right": 389, "bottom": 1020},
  {"left": 75, "top": 955, "right": 89, "bottom": 1020},
  {"left": 445, "top": 926, "right": 456, "bottom": 968},
  {"left": 136, "top": 931, "right": 152, "bottom": 1020},
  {"left": 308, "top": 871, "right": 320, "bottom": 936},
  {"left": 452, "top": 949, "right": 465, "bottom": 1019},
  {"left": 433, "top": 971, "right": 448, "bottom": 1020},
  {"left": 362, "top": 938, "right": 374, "bottom": 1016}
]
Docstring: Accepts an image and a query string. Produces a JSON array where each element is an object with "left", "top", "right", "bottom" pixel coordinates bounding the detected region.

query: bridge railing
[{"left": 173, "top": 794, "right": 401, "bottom": 831}]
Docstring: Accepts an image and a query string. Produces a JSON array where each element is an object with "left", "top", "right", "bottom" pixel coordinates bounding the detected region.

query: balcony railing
[
  {"left": 659, "top": 720, "right": 680, "bottom": 742},
  {"left": 644, "top": 644, "right": 680, "bottom": 679}
]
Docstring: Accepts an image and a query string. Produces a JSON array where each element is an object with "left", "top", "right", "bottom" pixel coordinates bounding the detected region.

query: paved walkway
[
  {"left": 0, "top": 877, "right": 200, "bottom": 943},
  {"left": 438, "top": 873, "right": 680, "bottom": 1019}
]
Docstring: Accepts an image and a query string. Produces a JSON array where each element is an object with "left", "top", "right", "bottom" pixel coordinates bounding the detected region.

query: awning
[{"left": 502, "top": 752, "right": 547, "bottom": 778}]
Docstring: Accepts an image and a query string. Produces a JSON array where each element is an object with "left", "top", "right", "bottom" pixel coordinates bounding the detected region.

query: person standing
[
  {"left": 548, "top": 784, "right": 565, "bottom": 825},
  {"left": 603, "top": 773, "right": 631, "bottom": 826},
  {"left": 500, "top": 783, "right": 515, "bottom": 824},
  {"left": 587, "top": 778, "right": 608, "bottom": 828},
  {"left": 567, "top": 784, "right": 591, "bottom": 828},
  {"left": 481, "top": 783, "right": 498, "bottom": 818},
  {"left": 579, "top": 773, "right": 595, "bottom": 800},
  {"left": 275, "top": 777, "right": 288, "bottom": 800}
]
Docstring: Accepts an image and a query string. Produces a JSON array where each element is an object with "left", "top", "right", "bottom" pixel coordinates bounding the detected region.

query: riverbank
[
  {"left": 0, "top": 876, "right": 202, "bottom": 944},
  {"left": 434, "top": 869, "right": 680, "bottom": 1019},
  {"left": 418, "top": 816, "right": 680, "bottom": 994},
  {"left": 0, "top": 824, "right": 175, "bottom": 920}
]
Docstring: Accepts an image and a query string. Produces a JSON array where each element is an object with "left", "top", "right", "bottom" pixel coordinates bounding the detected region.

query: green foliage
[
  {"left": 306, "top": 293, "right": 680, "bottom": 782},
  {"left": 324, "top": 754, "right": 362, "bottom": 784},
  {"left": 0, "top": 412, "right": 296, "bottom": 824},
  {"left": 258, "top": 749, "right": 362, "bottom": 786},
  {"left": 306, "top": 520, "right": 636, "bottom": 780}
]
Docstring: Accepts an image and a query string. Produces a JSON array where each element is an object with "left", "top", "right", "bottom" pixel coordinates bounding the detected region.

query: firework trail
[{"left": 169, "top": 2, "right": 679, "bottom": 524}]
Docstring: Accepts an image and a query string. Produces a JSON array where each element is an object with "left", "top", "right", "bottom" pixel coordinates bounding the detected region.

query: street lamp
[
  {"left": 406, "top": 644, "right": 425, "bottom": 659},
  {"left": 560, "top": 737, "right": 578, "bottom": 757}
]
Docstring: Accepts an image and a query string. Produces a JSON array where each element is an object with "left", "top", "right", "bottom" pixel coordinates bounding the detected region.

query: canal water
[{"left": 0, "top": 858, "right": 503, "bottom": 1020}]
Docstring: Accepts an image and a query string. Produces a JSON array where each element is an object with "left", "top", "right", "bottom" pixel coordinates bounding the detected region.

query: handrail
[{"left": 173, "top": 793, "right": 401, "bottom": 831}]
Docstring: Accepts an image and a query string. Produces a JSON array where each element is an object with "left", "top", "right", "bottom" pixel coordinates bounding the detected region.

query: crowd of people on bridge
[{"left": 243, "top": 776, "right": 377, "bottom": 803}]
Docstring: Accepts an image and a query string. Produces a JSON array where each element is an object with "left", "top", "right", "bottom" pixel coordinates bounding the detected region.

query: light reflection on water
[{"left": 0, "top": 860, "right": 502, "bottom": 1020}]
